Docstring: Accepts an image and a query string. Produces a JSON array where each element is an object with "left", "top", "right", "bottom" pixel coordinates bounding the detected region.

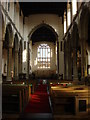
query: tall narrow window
[
  {"left": 72, "top": 0, "right": 77, "bottom": 16},
  {"left": 67, "top": 3, "right": 71, "bottom": 27},
  {"left": 64, "top": 12, "right": 67, "bottom": 34},
  {"left": 37, "top": 44, "right": 51, "bottom": 69}
]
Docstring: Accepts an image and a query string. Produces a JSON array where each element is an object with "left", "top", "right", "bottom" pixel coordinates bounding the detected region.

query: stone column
[
  {"left": 7, "top": 47, "right": 12, "bottom": 81},
  {"left": 26, "top": 42, "right": 29, "bottom": 79},
  {"left": 81, "top": 40, "right": 87, "bottom": 79},
  {"left": 14, "top": 50, "right": 19, "bottom": 80},
  {"left": 88, "top": 51, "right": 90, "bottom": 75},
  {"left": 73, "top": 48, "right": 78, "bottom": 80},
  {"left": 68, "top": 43, "right": 72, "bottom": 80},
  {"left": 0, "top": 40, "right": 2, "bottom": 120},
  {"left": 57, "top": 41, "right": 59, "bottom": 75},
  {"left": 66, "top": 41, "right": 68, "bottom": 79},
  {"left": 19, "top": 50, "right": 22, "bottom": 74},
  {"left": 18, "top": 45, "right": 22, "bottom": 74},
  {"left": 64, "top": 41, "right": 67, "bottom": 79}
]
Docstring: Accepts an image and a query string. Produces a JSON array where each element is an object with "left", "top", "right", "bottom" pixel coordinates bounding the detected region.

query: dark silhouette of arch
[
  {"left": 79, "top": 5, "right": 89, "bottom": 40},
  {"left": 6, "top": 23, "right": 13, "bottom": 47},
  {"left": 28, "top": 23, "right": 58, "bottom": 44}
]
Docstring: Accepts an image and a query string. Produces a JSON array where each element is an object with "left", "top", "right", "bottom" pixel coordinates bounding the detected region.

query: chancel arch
[
  {"left": 28, "top": 23, "right": 58, "bottom": 41},
  {"left": 28, "top": 23, "right": 58, "bottom": 79}
]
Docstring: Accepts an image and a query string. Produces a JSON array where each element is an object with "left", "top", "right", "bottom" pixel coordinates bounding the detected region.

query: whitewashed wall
[{"left": 24, "top": 14, "right": 64, "bottom": 76}]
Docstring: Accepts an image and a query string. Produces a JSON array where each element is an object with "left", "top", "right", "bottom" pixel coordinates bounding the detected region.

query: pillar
[
  {"left": 18, "top": 43, "right": 22, "bottom": 74},
  {"left": 0, "top": 40, "right": 2, "bottom": 119},
  {"left": 67, "top": 43, "right": 72, "bottom": 80},
  {"left": 26, "top": 42, "right": 29, "bottom": 79},
  {"left": 57, "top": 41, "right": 59, "bottom": 75},
  {"left": 73, "top": 48, "right": 78, "bottom": 80},
  {"left": 7, "top": 47, "right": 12, "bottom": 81},
  {"left": 0, "top": 5, "right": 2, "bottom": 119},
  {"left": 19, "top": 48, "right": 22, "bottom": 73},
  {"left": 64, "top": 41, "right": 67, "bottom": 79},
  {"left": 88, "top": 51, "right": 90, "bottom": 75},
  {"left": 66, "top": 41, "right": 68, "bottom": 79},
  {"left": 14, "top": 50, "right": 19, "bottom": 80},
  {"left": 81, "top": 39, "right": 87, "bottom": 79}
]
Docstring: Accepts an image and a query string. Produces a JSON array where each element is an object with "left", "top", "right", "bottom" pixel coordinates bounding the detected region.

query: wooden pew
[
  {"left": 2, "top": 84, "right": 31, "bottom": 114},
  {"left": 50, "top": 85, "right": 89, "bottom": 116},
  {"left": 2, "top": 89, "right": 22, "bottom": 113}
]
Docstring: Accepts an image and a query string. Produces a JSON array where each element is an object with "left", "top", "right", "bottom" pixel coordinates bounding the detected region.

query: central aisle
[
  {"left": 20, "top": 80, "right": 53, "bottom": 120},
  {"left": 25, "top": 82, "right": 51, "bottom": 113}
]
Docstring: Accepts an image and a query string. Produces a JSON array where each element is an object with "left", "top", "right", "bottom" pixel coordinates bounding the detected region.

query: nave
[{"left": 1, "top": 1, "right": 90, "bottom": 120}]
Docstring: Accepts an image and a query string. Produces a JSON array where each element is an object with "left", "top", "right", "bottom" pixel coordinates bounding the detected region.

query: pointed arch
[
  {"left": 79, "top": 5, "right": 90, "bottom": 40},
  {"left": 14, "top": 33, "right": 19, "bottom": 51},
  {"left": 71, "top": 22, "right": 79, "bottom": 49},
  {"left": 0, "top": 7, "right": 5, "bottom": 41},
  {"left": 28, "top": 23, "right": 58, "bottom": 42},
  {"left": 6, "top": 23, "right": 14, "bottom": 47}
]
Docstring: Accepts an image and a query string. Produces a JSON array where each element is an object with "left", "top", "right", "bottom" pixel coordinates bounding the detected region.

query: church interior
[{"left": 0, "top": 0, "right": 90, "bottom": 120}]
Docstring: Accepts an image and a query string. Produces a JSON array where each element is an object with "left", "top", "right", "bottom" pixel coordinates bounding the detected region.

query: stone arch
[
  {"left": 67, "top": 33, "right": 71, "bottom": 51},
  {"left": 0, "top": 9, "right": 5, "bottom": 41},
  {"left": 14, "top": 33, "right": 19, "bottom": 51},
  {"left": 3, "top": 23, "right": 14, "bottom": 81},
  {"left": 79, "top": 6, "right": 90, "bottom": 78},
  {"left": 19, "top": 40, "right": 22, "bottom": 52},
  {"left": 71, "top": 22, "right": 80, "bottom": 80},
  {"left": 28, "top": 23, "right": 58, "bottom": 79},
  {"left": 72, "top": 22, "right": 79, "bottom": 49},
  {"left": 6, "top": 23, "right": 14, "bottom": 47},
  {"left": 28, "top": 23, "right": 58, "bottom": 42},
  {"left": 79, "top": 5, "right": 90, "bottom": 40}
]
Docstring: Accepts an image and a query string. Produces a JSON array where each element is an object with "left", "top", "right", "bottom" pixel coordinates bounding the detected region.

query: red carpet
[{"left": 24, "top": 83, "right": 51, "bottom": 113}]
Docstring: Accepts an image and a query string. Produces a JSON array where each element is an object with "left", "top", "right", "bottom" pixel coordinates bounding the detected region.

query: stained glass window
[{"left": 37, "top": 44, "right": 51, "bottom": 69}]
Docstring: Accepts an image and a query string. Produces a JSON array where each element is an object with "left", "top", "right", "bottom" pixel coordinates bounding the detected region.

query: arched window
[{"left": 37, "top": 44, "right": 51, "bottom": 69}]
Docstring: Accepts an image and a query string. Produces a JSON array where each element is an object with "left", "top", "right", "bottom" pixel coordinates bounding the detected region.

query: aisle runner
[{"left": 24, "top": 83, "right": 51, "bottom": 113}]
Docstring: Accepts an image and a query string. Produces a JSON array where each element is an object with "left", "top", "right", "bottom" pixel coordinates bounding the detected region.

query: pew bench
[
  {"left": 2, "top": 90, "right": 22, "bottom": 113},
  {"left": 2, "top": 84, "right": 31, "bottom": 114}
]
